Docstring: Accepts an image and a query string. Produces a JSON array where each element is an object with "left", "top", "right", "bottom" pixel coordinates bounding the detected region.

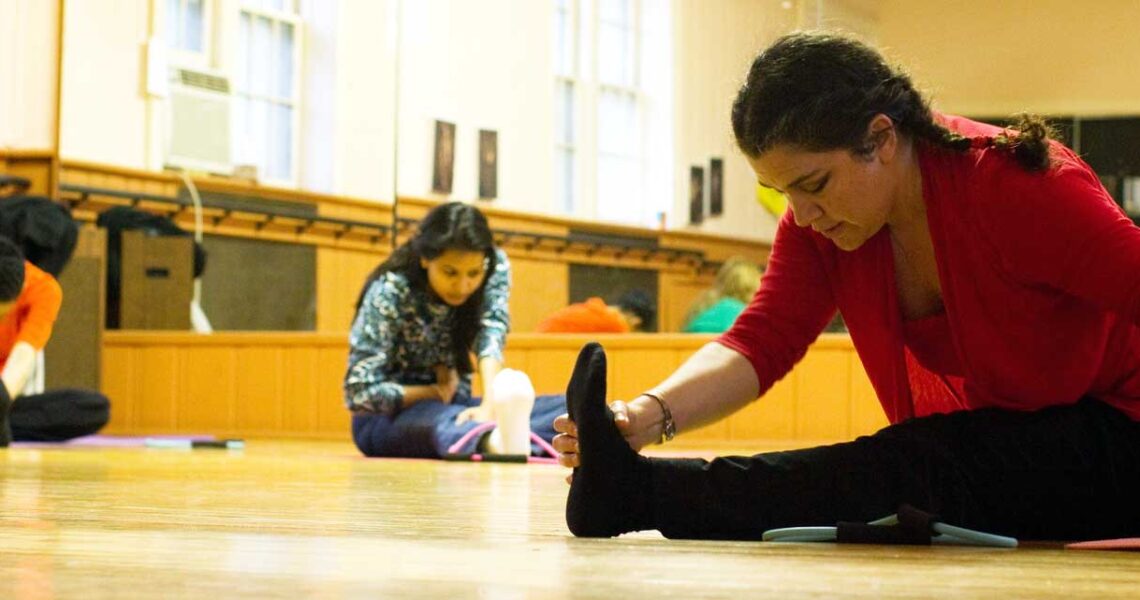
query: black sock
[
  {"left": 565, "top": 342, "right": 653, "bottom": 537},
  {"left": 0, "top": 384, "right": 11, "bottom": 447}
]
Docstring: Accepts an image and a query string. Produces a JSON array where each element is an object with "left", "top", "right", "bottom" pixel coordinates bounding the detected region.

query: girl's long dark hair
[
  {"left": 355, "top": 202, "right": 497, "bottom": 374},
  {"left": 731, "top": 32, "right": 1054, "bottom": 172}
]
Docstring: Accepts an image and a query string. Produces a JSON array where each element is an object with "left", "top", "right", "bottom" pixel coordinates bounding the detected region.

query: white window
[
  {"left": 553, "top": 0, "right": 578, "bottom": 215},
  {"left": 555, "top": 0, "right": 664, "bottom": 227},
  {"left": 167, "top": 0, "right": 213, "bottom": 57},
  {"left": 594, "top": 0, "right": 642, "bottom": 225},
  {"left": 166, "top": 0, "right": 212, "bottom": 64},
  {"left": 233, "top": 0, "right": 302, "bottom": 185}
]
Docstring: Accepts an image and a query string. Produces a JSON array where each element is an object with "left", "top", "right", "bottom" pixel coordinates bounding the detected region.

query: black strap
[{"left": 836, "top": 504, "right": 937, "bottom": 545}]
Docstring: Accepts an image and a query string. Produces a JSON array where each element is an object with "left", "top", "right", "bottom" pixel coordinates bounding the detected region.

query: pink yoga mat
[
  {"left": 1065, "top": 538, "right": 1140, "bottom": 551},
  {"left": 12, "top": 435, "right": 216, "bottom": 448}
]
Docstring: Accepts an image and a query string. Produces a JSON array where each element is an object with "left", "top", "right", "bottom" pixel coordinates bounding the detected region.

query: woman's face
[
  {"left": 745, "top": 120, "right": 901, "bottom": 252},
  {"left": 421, "top": 249, "right": 488, "bottom": 306}
]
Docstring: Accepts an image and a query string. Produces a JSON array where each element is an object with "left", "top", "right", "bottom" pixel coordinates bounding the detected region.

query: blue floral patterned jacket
[{"left": 344, "top": 249, "right": 510, "bottom": 415}]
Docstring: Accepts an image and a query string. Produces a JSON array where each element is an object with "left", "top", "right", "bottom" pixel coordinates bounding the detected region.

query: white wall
[
  {"left": 0, "top": 0, "right": 59, "bottom": 150},
  {"left": 329, "top": 0, "right": 395, "bottom": 201},
  {"left": 639, "top": 0, "right": 676, "bottom": 229},
  {"left": 798, "top": 0, "right": 879, "bottom": 43},
  {"left": 877, "top": 0, "right": 1140, "bottom": 116},
  {"left": 394, "top": 0, "right": 554, "bottom": 213},
  {"left": 59, "top": 0, "right": 151, "bottom": 167},
  {"left": 670, "top": 0, "right": 798, "bottom": 241},
  {"left": 298, "top": 0, "right": 338, "bottom": 194}
]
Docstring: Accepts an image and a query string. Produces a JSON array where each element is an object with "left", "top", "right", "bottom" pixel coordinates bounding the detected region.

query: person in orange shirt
[
  {"left": 536, "top": 289, "right": 656, "bottom": 333},
  {"left": 0, "top": 236, "right": 109, "bottom": 446}
]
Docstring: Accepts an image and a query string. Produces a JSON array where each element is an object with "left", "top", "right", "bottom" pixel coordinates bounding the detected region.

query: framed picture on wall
[
  {"left": 432, "top": 120, "right": 456, "bottom": 195},
  {"left": 689, "top": 166, "right": 704, "bottom": 225},
  {"left": 478, "top": 129, "right": 498, "bottom": 200},
  {"left": 709, "top": 157, "right": 724, "bottom": 216}
]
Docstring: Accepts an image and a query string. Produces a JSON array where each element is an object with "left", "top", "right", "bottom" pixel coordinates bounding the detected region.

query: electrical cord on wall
[{"left": 180, "top": 170, "right": 213, "bottom": 334}]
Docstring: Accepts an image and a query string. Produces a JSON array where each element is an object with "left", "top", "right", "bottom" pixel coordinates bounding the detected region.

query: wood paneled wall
[
  {"left": 0, "top": 150, "right": 56, "bottom": 196},
  {"left": 102, "top": 332, "right": 350, "bottom": 439},
  {"left": 101, "top": 332, "right": 887, "bottom": 447}
]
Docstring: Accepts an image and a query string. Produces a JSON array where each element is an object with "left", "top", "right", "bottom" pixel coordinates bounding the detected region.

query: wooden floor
[{"left": 2, "top": 440, "right": 1138, "bottom": 599}]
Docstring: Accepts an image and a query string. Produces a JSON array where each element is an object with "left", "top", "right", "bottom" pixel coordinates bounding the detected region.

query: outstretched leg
[
  {"left": 565, "top": 342, "right": 653, "bottom": 537},
  {"left": 647, "top": 399, "right": 1140, "bottom": 541},
  {"left": 565, "top": 341, "right": 1140, "bottom": 541}
]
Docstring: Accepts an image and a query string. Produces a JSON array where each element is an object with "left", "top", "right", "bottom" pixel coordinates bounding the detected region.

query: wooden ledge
[
  {"left": 0, "top": 149, "right": 56, "bottom": 160},
  {"left": 103, "top": 330, "right": 855, "bottom": 351}
]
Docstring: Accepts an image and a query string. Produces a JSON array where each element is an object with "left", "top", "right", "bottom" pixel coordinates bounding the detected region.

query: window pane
[
  {"left": 277, "top": 23, "right": 294, "bottom": 98},
  {"left": 555, "top": 80, "right": 574, "bottom": 145},
  {"left": 598, "top": 23, "right": 632, "bottom": 86},
  {"left": 254, "top": 23, "right": 273, "bottom": 94},
  {"left": 597, "top": 23, "right": 618, "bottom": 85},
  {"left": 251, "top": 16, "right": 273, "bottom": 96},
  {"left": 231, "top": 95, "right": 248, "bottom": 168},
  {"left": 250, "top": 98, "right": 270, "bottom": 176},
  {"left": 185, "top": 0, "right": 204, "bottom": 52},
  {"left": 555, "top": 147, "right": 574, "bottom": 214},
  {"left": 599, "top": 0, "right": 630, "bottom": 26},
  {"left": 236, "top": 13, "right": 251, "bottom": 91},
  {"left": 167, "top": 0, "right": 182, "bottom": 49},
  {"left": 597, "top": 155, "right": 640, "bottom": 224},
  {"left": 553, "top": 5, "right": 573, "bottom": 77},
  {"left": 269, "top": 103, "right": 292, "bottom": 180},
  {"left": 598, "top": 90, "right": 636, "bottom": 156}
]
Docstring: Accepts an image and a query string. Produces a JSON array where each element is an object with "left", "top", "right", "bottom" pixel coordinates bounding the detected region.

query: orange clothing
[
  {"left": 536, "top": 297, "right": 630, "bottom": 333},
  {"left": 0, "top": 261, "right": 62, "bottom": 368}
]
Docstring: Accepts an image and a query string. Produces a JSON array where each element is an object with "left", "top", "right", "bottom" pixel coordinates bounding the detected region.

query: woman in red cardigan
[{"left": 554, "top": 32, "right": 1140, "bottom": 541}]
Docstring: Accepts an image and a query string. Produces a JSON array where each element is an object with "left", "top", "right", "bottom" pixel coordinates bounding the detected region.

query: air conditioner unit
[{"left": 165, "top": 67, "right": 233, "bottom": 176}]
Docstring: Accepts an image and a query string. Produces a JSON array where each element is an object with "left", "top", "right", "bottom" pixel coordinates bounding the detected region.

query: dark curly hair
[
  {"left": 615, "top": 289, "right": 655, "bottom": 332},
  {"left": 354, "top": 202, "right": 498, "bottom": 375},
  {"left": 0, "top": 236, "right": 26, "bottom": 302},
  {"left": 731, "top": 32, "right": 1054, "bottom": 172}
]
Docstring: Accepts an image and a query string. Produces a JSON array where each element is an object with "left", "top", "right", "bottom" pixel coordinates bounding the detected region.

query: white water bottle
[{"left": 492, "top": 369, "right": 536, "bottom": 455}]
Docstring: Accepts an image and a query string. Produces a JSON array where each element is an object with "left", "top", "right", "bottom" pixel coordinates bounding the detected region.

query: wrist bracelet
[{"left": 641, "top": 391, "right": 676, "bottom": 444}]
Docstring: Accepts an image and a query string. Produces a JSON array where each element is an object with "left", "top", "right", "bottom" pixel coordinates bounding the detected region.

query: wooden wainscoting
[
  {"left": 0, "top": 149, "right": 57, "bottom": 196},
  {"left": 102, "top": 332, "right": 352, "bottom": 439},
  {"left": 102, "top": 332, "right": 887, "bottom": 447}
]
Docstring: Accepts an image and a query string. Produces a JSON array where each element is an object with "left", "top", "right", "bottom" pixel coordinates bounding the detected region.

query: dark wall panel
[
  {"left": 565, "top": 228, "right": 660, "bottom": 331},
  {"left": 568, "top": 264, "right": 658, "bottom": 332},
  {"left": 200, "top": 234, "right": 316, "bottom": 331}
]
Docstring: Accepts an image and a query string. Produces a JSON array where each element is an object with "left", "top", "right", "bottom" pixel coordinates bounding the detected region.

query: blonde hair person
[{"left": 682, "top": 257, "right": 763, "bottom": 333}]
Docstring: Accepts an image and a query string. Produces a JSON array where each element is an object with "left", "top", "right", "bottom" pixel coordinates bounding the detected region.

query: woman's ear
[{"left": 866, "top": 113, "right": 898, "bottom": 162}]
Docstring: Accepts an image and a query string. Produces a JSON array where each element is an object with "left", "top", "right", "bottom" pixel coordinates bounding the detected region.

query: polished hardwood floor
[{"left": 2, "top": 439, "right": 1138, "bottom": 599}]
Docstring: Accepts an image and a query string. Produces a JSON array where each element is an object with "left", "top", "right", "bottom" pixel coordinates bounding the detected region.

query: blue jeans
[{"left": 352, "top": 393, "right": 565, "bottom": 458}]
